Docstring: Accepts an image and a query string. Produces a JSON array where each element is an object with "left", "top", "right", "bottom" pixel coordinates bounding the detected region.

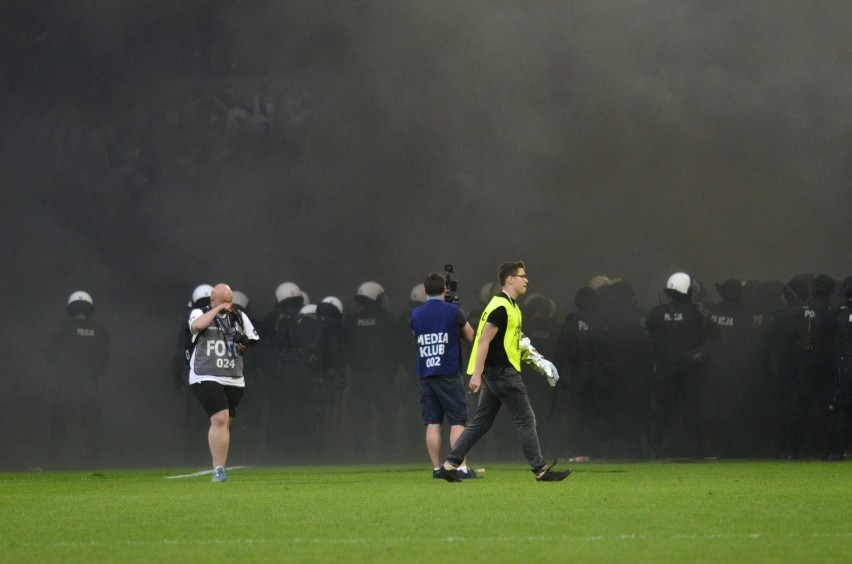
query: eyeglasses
[{"left": 511, "top": 274, "right": 528, "bottom": 280}]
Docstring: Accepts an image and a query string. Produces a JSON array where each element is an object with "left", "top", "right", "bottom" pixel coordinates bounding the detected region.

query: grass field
[{"left": 1, "top": 460, "right": 850, "bottom": 562}]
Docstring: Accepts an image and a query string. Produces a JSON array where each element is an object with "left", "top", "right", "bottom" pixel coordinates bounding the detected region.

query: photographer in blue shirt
[{"left": 410, "top": 272, "right": 478, "bottom": 479}]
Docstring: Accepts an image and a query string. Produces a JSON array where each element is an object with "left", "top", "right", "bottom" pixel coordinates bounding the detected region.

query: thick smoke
[{"left": 0, "top": 1, "right": 849, "bottom": 469}]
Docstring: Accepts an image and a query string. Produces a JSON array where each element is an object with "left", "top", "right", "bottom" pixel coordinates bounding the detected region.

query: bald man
[{"left": 189, "top": 283, "right": 260, "bottom": 482}]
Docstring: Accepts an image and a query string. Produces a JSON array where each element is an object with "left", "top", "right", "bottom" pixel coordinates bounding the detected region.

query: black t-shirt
[{"left": 483, "top": 295, "right": 513, "bottom": 369}]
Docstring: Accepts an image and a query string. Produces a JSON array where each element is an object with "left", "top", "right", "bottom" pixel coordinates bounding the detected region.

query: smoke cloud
[{"left": 1, "top": 1, "right": 849, "bottom": 469}]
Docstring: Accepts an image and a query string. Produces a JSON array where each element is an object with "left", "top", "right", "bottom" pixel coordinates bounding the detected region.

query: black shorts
[
  {"left": 419, "top": 374, "right": 468, "bottom": 426},
  {"left": 191, "top": 381, "right": 244, "bottom": 418}
]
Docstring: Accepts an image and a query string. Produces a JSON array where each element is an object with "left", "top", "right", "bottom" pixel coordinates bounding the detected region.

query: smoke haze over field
[{"left": 0, "top": 1, "right": 849, "bottom": 468}]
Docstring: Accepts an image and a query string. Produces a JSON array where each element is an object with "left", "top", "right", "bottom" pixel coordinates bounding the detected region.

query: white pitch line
[
  {"left": 19, "top": 531, "right": 852, "bottom": 549},
  {"left": 165, "top": 466, "right": 248, "bottom": 479}
]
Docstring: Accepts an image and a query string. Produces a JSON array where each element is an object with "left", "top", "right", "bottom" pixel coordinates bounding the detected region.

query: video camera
[{"left": 444, "top": 264, "right": 459, "bottom": 304}]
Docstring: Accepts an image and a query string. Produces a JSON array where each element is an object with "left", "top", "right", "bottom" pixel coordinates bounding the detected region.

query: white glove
[
  {"left": 540, "top": 359, "right": 560, "bottom": 387},
  {"left": 519, "top": 333, "right": 560, "bottom": 387}
]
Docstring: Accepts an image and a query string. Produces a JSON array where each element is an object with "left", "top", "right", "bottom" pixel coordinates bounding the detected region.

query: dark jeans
[{"left": 448, "top": 367, "right": 546, "bottom": 473}]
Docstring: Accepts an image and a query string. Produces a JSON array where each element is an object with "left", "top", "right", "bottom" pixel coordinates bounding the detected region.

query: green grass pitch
[{"left": 1, "top": 461, "right": 849, "bottom": 562}]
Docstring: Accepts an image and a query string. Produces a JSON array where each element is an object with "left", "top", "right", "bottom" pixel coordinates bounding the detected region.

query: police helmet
[
  {"left": 410, "top": 283, "right": 427, "bottom": 304},
  {"left": 715, "top": 279, "right": 744, "bottom": 303},
  {"left": 232, "top": 290, "right": 250, "bottom": 311},
  {"left": 812, "top": 274, "right": 835, "bottom": 298},
  {"left": 275, "top": 282, "right": 301, "bottom": 303},
  {"left": 321, "top": 296, "right": 344, "bottom": 315},
  {"left": 574, "top": 287, "right": 600, "bottom": 311},
  {"left": 607, "top": 279, "right": 635, "bottom": 301},
  {"left": 588, "top": 275, "right": 611, "bottom": 290},
  {"left": 479, "top": 282, "right": 499, "bottom": 304},
  {"left": 842, "top": 276, "right": 852, "bottom": 298},
  {"left": 665, "top": 272, "right": 692, "bottom": 297},
  {"left": 784, "top": 274, "right": 812, "bottom": 304},
  {"left": 691, "top": 278, "right": 709, "bottom": 303},
  {"left": 523, "top": 292, "right": 557, "bottom": 318},
  {"left": 192, "top": 284, "right": 213, "bottom": 304},
  {"left": 301, "top": 291, "right": 311, "bottom": 305},
  {"left": 355, "top": 281, "right": 384, "bottom": 306},
  {"left": 67, "top": 290, "right": 95, "bottom": 318},
  {"left": 299, "top": 304, "right": 317, "bottom": 315}
]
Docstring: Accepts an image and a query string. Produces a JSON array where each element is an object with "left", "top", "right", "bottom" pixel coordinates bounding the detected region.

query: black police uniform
[
  {"left": 257, "top": 296, "right": 303, "bottom": 453},
  {"left": 45, "top": 315, "right": 110, "bottom": 468},
  {"left": 827, "top": 299, "right": 852, "bottom": 459},
  {"left": 600, "top": 281, "right": 653, "bottom": 458},
  {"left": 344, "top": 299, "right": 397, "bottom": 459},
  {"left": 170, "top": 297, "right": 212, "bottom": 465},
  {"left": 704, "top": 288, "right": 751, "bottom": 457},
  {"left": 553, "top": 288, "right": 612, "bottom": 457},
  {"left": 778, "top": 284, "right": 836, "bottom": 459},
  {"left": 646, "top": 293, "right": 714, "bottom": 459},
  {"left": 279, "top": 302, "right": 345, "bottom": 462}
]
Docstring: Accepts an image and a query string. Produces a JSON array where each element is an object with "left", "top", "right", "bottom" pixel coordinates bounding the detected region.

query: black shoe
[
  {"left": 435, "top": 465, "right": 461, "bottom": 483},
  {"left": 458, "top": 467, "right": 482, "bottom": 480},
  {"left": 535, "top": 460, "right": 572, "bottom": 482},
  {"left": 536, "top": 468, "right": 572, "bottom": 482}
]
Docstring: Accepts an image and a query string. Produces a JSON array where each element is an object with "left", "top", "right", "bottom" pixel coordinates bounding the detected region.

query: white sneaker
[{"left": 211, "top": 467, "right": 229, "bottom": 482}]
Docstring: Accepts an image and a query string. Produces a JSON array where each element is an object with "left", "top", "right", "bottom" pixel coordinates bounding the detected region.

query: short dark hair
[
  {"left": 498, "top": 261, "right": 525, "bottom": 286},
  {"left": 423, "top": 272, "right": 446, "bottom": 296}
]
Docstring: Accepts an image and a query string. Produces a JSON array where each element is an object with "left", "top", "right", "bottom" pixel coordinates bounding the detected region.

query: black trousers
[
  {"left": 651, "top": 363, "right": 705, "bottom": 459},
  {"left": 778, "top": 354, "right": 834, "bottom": 459}
]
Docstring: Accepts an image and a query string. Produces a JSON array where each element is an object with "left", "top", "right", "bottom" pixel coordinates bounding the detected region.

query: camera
[
  {"left": 232, "top": 332, "right": 256, "bottom": 349},
  {"left": 444, "top": 264, "right": 459, "bottom": 304}
]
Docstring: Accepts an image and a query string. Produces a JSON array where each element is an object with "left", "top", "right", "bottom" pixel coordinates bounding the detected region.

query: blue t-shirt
[{"left": 410, "top": 299, "right": 468, "bottom": 378}]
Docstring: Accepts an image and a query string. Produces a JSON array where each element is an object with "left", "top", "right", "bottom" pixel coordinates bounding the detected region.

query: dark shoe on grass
[
  {"left": 435, "top": 465, "right": 461, "bottom": 482},
  {"left": 535, "top": 460, "right": 572, "bottom": 482}
]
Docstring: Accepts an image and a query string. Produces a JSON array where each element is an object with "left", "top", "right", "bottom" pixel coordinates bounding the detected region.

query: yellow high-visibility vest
[{"left": 467, "top": 294, "right": 523, "bottom": 374}]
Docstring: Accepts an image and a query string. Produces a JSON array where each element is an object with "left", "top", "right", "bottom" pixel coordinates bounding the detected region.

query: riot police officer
[
  {"left": 739, "top": 279, "right": 785, "bottom": 456},
  {"left": 171, "top": 284, "right": 214, "bottom": 465},
  {"left": 646, "top": 273, "right": 716, "bottom": 459},
  {"left": 827, "top": 277, "right": 852, "bottom": 460},
  {"left": 599, "top": 279, "right": 652, "bottom": 458},
  {"left": 521, "top": 293, "right": 561, "bottom": 435},
  {"left": 704, "top": 279, "right": 751, "bottom": 457},
  {"left": 395, "top": 283, "right": 430, "bottom": 460},
  {"left": 258, "top": 281, "right": 304, "bottom": 453},
  {"left": 229, "top": 290, "right": 266, "bottom": 463},
  {"left": 761, "top": 275, "right": 812, "bottom": 457},
  {"left": 259, "top": 282, "right": 305, "bottom": 376},
  {"left": 553, "top": 287, "right": 612, "bottom": 458},
  {"left": 279, "top": 298, "right": 345, "bottom": 462},
  {"left": 46, "top": 291, "right": 111, "bottom": 469},
  {"left": 344, "top": 281, "right": 397, "bottom": 459},
  {"left": 778, "top": 274, "right": 837, "bottom": 459}
]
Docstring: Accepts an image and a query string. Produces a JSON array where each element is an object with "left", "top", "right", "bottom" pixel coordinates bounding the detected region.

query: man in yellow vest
[{"left": 435, "top": 261, "right": 573, "bottom": 482}]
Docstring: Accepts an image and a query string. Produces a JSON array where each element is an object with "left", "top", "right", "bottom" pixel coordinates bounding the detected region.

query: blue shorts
[{"left": 419, "top": 374, "right": 468, "bottom": 425}]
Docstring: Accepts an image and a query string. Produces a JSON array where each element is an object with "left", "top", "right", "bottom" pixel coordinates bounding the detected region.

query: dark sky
[{"left": 0, "top": 1, "right": 850, "bottom": 467}]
